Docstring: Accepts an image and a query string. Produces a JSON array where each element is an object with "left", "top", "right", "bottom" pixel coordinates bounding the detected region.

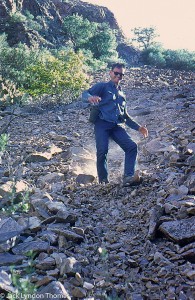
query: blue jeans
[{"left": 94, "top": 118, "right": 138, "bottom": 183}]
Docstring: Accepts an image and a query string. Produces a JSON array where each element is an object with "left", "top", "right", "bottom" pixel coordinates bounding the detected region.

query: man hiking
[{"left": 82, "top": 63, "right": 148, "bottom": 186}]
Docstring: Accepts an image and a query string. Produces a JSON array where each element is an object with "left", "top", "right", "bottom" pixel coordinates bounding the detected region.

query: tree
[
  {"left": 86, "top": 23, "right": 117, "bottom": 60},
  {"left": 62, "top": 15, "right": 118, "bottom": 63},
  {"left": 62, "top": 14, "right": 97, "bottom": 50},
  {"left": 141, "top": 46, "right": 166, "bottom": 67},
  {"left": 0, "top": 33, "right": 8, "bottom": 52},
  {"left": 130, "top": 27, "right": 159, "bottom": 50}
]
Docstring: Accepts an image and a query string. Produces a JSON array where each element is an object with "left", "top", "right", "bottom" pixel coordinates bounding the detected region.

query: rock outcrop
[
  {"left": 0, "top": 0, "right": 138, "bottom": 62},
  {"left": 0, "top": 0, "right": 124, "bottom": 47}
]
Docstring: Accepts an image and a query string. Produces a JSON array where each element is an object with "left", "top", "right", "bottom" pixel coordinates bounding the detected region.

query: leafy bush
[
  {"left": 0, "top": 79, "right": 28, "bottom": 106},
  {"left": 79, "top": 49, "right": 107, "bottom": 71},
  {"left": 0, "top": 133, "right": 9, "bottom": 164},
  {"left": 21, "top": 50, "right": 88, "bottom": 99},
  {"left": 141, "top": 47, "right": 166, "bottom": 67},
  {"left": 0, "top": 41, "right": 41, "bottom": 86},
  {"left": 0, "top": 35, "right": 89, "bottom": 102},
  {"left": 8, "top": 260, "right": 37, "bottom": 300},
  {"left": 0, "top": 33, "right": 9, "bottom": 51},
  {"left": 9, "top": 11, "right": 26, "bottom": 23},
  {"left": 9, "top": 10, "right": 42, "bottom": 31},
  {"left": 141, "top": 46, "right": 195, "bottom": 71},
  {"left": 62, "top": 14, "right": 118, "bottom": 66},
  {"left": 164, "top": 49, "right": 195, "bottom": 71},
  {"left": 1, "top": 185, "right": 30, "bottom": 215},
  {"left": 0, "top": 133, "right": 9, "bottom": 153},
  {"left": 63, "top": 14, "right": 97, "bottom": 50},
  {"left": 24, "top": 10, "right": 42, "bottom": 31},
  {"left": 86, "top": 22, "right": 118, "bottom": 60}
]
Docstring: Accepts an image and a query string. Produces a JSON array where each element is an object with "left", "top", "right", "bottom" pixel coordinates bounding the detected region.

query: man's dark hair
[{"left": 111, "top": 63, "right": 126, "bottom": 70}]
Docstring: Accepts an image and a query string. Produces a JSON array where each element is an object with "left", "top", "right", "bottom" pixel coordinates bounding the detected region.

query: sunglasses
[{"left": 113, "top": 71, "right": 125, "bottom": 77}]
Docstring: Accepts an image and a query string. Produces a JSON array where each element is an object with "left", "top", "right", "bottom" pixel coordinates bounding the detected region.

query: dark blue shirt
[{"left": 82, "top": 81, "right": 140, "bottom": 131}]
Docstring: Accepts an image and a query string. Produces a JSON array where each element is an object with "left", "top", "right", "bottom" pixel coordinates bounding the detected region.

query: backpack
[
  {"left": 88, "top": 82, "right": 106, "bottom": 123},
  {"left": 89, "top": 105, "right": 100, "bottom": 123}
]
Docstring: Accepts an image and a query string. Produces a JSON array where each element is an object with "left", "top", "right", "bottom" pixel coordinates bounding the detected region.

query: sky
[{"left": 84, "top": 0, "right": 195, "bottom": 51}]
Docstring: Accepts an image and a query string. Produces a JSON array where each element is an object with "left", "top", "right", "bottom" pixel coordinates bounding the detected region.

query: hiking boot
[
  {"left": 99, "top": 179, "right": 109, "bottom": 185},
  {"left": 123, "top": 175, "right": 143, "bottom": 187}
]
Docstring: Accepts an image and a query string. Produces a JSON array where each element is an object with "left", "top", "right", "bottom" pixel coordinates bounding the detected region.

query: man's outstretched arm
[{"left": 124, "top": 110, "right": 148, "bottom": 137}]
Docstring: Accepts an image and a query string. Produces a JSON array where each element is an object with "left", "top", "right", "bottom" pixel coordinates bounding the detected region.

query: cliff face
[{"left": 0, "top": 0, "right": 138, "bottom": 63}]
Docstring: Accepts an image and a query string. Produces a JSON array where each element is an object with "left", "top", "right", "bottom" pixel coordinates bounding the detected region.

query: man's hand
[
  {"left": 139, "top": 126, "right": 148, "bottom": 138},
  {"left": 88, "top": 96, "right": 101, "bottom": 105}
]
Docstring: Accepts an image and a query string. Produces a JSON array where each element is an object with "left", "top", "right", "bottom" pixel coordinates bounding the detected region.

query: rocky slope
[{"left": 0, "top": 66, "right": 195, "bottom": 299}]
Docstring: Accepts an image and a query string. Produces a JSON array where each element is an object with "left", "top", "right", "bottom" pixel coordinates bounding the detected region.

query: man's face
[{"left": 110, "top": 67, "right": 125, "bottom": 85}]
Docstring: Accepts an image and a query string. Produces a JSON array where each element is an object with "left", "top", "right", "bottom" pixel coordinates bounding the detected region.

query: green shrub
[
  {"left": 24, "top": 10, "right": 42, "bottom": 31},
  {"left": 141, "top": 47, "right": 166, "bottom": 67},
  {"left": 9, "top": 11, "right": 26, "bottom": 23},
  {"left": 63, "top": 14, "right": 97, "bottom": 50},
  {"left": 0, "top": 41, "right": 40, "bottom": 86},
  {"left": 0, "top": 133, "right": 9, "bottom": 153},
  {"left": 21, "top": 50, "right": 88, "bottom": 99},
  {"left": 9, "top": 9, "right": 42, "bottom": 31},
  {"left": 0, "top": 133, "right": 9, "bottom": 164},
  {"left": 8, "top": 260, "right": 37, "bottom": 300},
  {"left": 86, "top": 22, "right": 118, "bottom": 60},
  {"left": 0, "top": 79, "right": 29, "bottom": 106},
  {"left": 0, "top": 33, "right": 9, "bottom": 51},
  {"left": 79, "top": 49, "right": 107, "bottom": 71},
  {"left": 62, "top": 15, "right": 118, "bottom": 65},
  {"left": 141, "top": 46, "right": 195, "bottom": 71},
  {"left": 164, "top": 49, "right": 195, "bottom": 71},
  {"left": 0, "top": 35, "right": 88, "bottom": 101},
  {"left": 1, "top": 186, "right": 30, "bottom": 214}
]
